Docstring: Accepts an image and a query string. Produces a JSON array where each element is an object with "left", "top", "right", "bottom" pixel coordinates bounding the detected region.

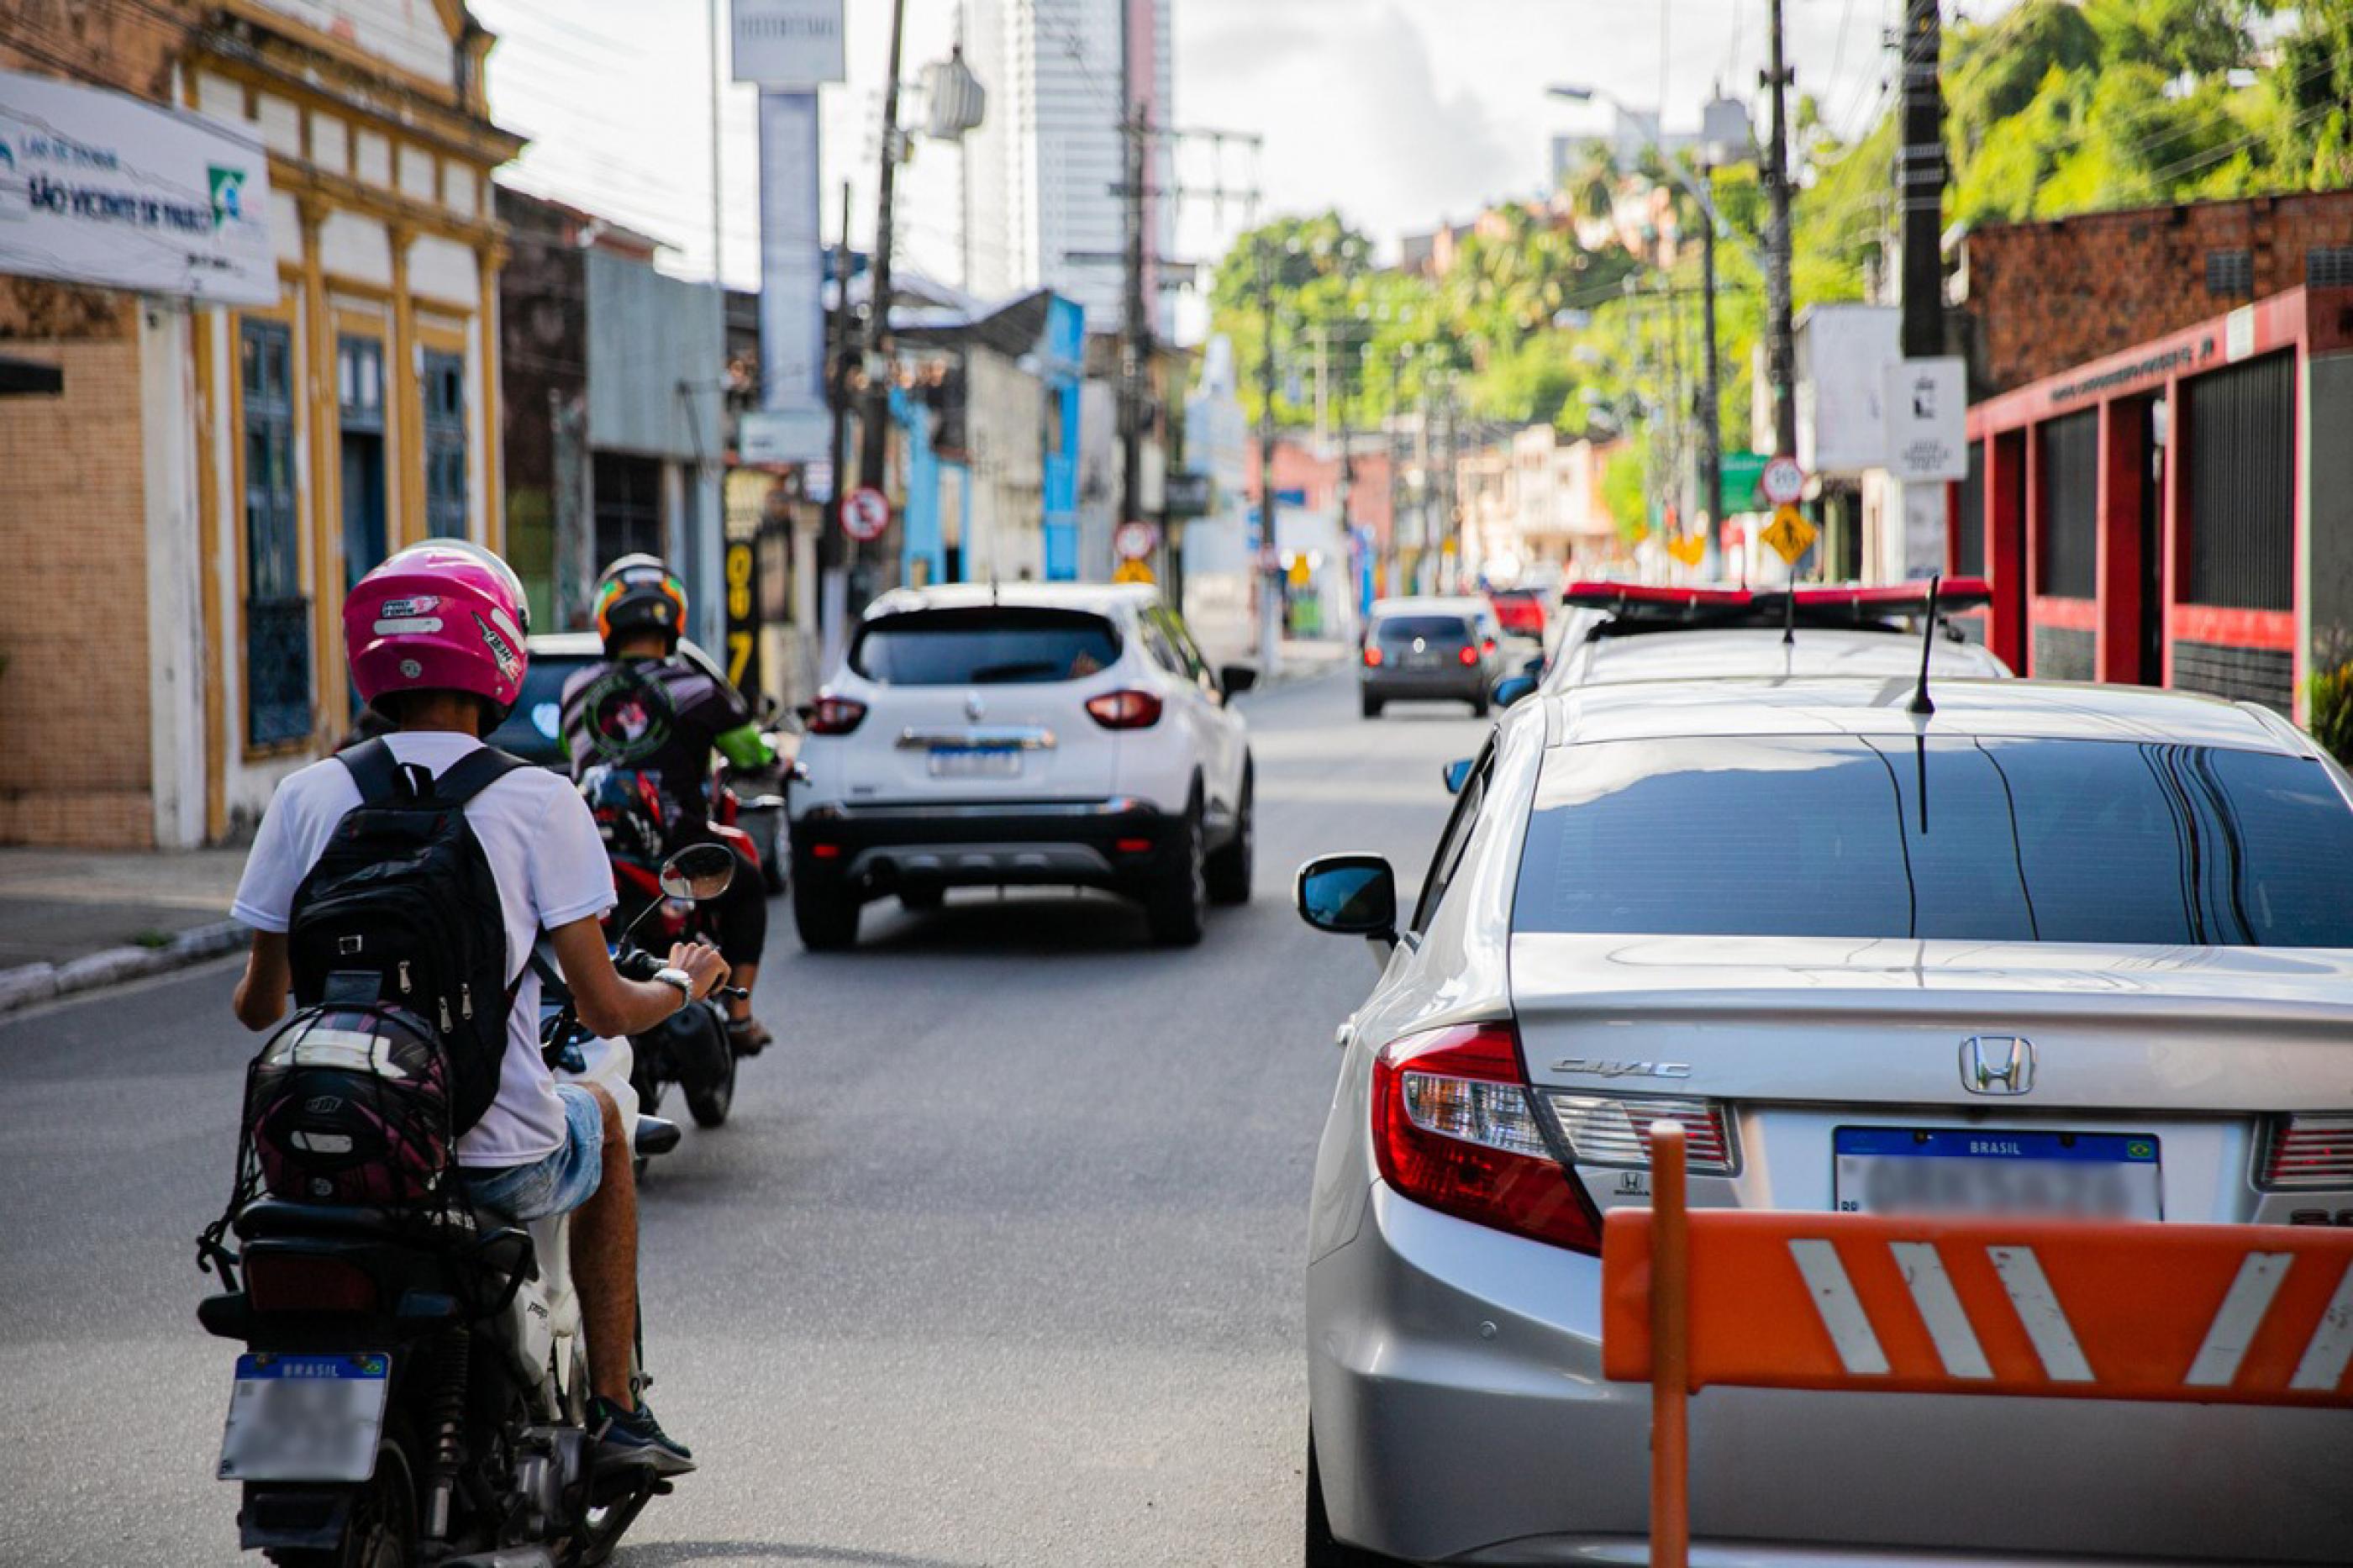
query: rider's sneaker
[
  {"left": 590, "top": 1396, "right": 697, "bottom": 1476},
  {"left": 725, "top": 1015, "right": 773, "bottom": 1056}
]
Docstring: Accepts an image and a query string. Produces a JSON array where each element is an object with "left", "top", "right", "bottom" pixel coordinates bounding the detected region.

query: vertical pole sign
[
  {"left": 1885, "top": 357, "right": 1968, "bottom": 580},
  {"left": 738, "top": 0, "right": 843, "bottom": 471}
]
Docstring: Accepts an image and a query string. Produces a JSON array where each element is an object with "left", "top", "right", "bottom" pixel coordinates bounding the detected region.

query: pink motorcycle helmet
[{"left": 345, "top": 540, "right": 532, "bottom": 721}]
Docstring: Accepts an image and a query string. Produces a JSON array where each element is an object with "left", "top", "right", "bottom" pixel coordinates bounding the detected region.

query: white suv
[{"left": 787, "top": 582, "right": 1257, "bottom": 950}]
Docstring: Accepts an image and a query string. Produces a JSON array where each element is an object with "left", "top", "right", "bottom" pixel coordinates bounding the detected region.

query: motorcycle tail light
[
  {"left": 1085, "top": 690, "right": 1162, "bottom": 729},
  {"left": 1371, "top": 1022, "right": 1600, "bottom": 1254},
  {"left": 1545, "top": 1093, "right": 1738, "bottom": 1176},
  {"left": 246, "top": 1254, "right": 380, "bottom": 1314},
  {"left": 2260, "top": 1114, "right": 2353, "bottom": 1189},
  {"left": 808, "top": 696, "right": 867, "bottom": 735}
]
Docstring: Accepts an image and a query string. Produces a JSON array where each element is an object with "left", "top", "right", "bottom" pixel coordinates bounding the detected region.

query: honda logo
[{"left": 1961, "top": 1035, "right": 2035, "bottom": 1096}]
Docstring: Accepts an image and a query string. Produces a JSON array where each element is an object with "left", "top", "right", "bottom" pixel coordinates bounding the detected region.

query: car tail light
[
  {"left": 2260, "top": 1114, "right": 2353, "bottom": 1189},
  {"left": 245, "top": 1253, "right": 380, "bottom": 1314},
  {"left": 1482, "top": 637, "right": 1498, "bottom": 655},
  {"left": 1371, "top": 1022, "right": 1600, "bottom": 1254},
  {"left": 1363, "top": 645, "right": 1384, "bottom": 666},
  {"left": 1085, "top": 689, "right": 1162, "bottom": 729},
  {"left": 1545, "top": 1093, "right": 1740, "bottom": 1176},
  {"left": 808, "top": 696, "right": 866, "bottom": 735},
  {"left": 1456, "top": 645, "right": 1477, "bottom": 666}
]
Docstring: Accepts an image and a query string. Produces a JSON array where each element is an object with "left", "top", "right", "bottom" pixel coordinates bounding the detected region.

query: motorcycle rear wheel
[
  {"left": 684, "top": 1032, "right": 736, "bottom": 1127},
  {"left": 265, "top": 1437, "right": 415, "bottom": 1568}
]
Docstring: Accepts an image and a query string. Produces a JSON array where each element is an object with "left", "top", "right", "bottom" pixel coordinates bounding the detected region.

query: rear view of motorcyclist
[{"left": 562, "top": 554, "right": 777, "bottom": 1053}]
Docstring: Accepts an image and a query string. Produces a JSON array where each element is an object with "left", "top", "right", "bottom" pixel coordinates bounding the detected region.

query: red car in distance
[{"left": 1487, "top": 586, "right": 1547, "bottom": 639}]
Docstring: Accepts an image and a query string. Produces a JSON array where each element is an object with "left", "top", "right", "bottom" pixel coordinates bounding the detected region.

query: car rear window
[
  {"left": 1513, "top": 735, "right": 2353, "bottom": 946},
  {"left": 850, "top": 608, "right": 1122, "bottom": 686},
  {"left": 1375, "top": 615, "right": 1471, "bottom": 643}
]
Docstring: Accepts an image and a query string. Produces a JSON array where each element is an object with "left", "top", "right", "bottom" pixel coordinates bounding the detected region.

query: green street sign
[{"left": 1719, "top": 450, "right": 1768, "bottom": 516}]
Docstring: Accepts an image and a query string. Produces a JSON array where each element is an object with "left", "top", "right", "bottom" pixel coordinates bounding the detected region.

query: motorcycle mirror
[{"left": 658, "top": 843, "right": 738, "bottom": 903}]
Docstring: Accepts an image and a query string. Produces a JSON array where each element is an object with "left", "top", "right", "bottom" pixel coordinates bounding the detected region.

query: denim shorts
[{"left": 461, "top": 1084, "right": 604, "bottom": 1223}]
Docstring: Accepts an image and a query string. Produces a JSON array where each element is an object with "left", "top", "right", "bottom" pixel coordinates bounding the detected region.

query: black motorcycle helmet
[{"left": 592, "top": 554, "right": 688, "bottom": 656}]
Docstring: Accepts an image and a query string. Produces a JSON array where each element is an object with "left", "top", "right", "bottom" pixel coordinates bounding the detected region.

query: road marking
[
  {"left": 2291, "top": 1260, "right": 2353, "bottom": 1392},
  {"left": 2186, "top": 1252, "right": 2292, "bottom": 1387},
  {"left": 1989, "top": 1246, "right": 2094, "bottom": 1381},
  {"left": 1890, "top": 1241, "right": 1992, "bottom": 1379},
  {"left": 1788, "top": 1239, "right": 1890, "bottom": 1375}
]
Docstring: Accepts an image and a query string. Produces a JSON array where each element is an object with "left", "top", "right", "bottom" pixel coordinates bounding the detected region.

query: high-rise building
[{"left": 965, "top": 0, "right": 1172, "bottom": 336}]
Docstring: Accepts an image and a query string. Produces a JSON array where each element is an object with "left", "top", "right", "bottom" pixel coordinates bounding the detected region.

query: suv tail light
[
  {"left": 1545, "top": 1093, "right": 1739, "bottom": 1175},
  {"left": 245, "top": 1253, "right": 380, "bottom": 1314},
  {"left": 1085, "top": 689, "right": 1162, "bottom": 729},
  {"left": 1371, "top": 1022, "right": 1600, "bottom": 1254},
  {"left": 808, "top": 696, "right": 867, "bottom": 735},
  {"left": 2260, "top": 1114, "right": 2353, "bottom": 1189}
]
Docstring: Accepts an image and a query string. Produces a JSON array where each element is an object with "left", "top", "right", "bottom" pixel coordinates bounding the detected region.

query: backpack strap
[
  {"left": 336, "top": 737, "right": 418, "bottom": 806},
  {"left": 427, "top": 745, "right": 534, "bottom": 808}
]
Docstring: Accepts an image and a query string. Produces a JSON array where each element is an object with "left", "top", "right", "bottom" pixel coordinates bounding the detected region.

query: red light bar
[
  {"left": 1560, "top": 581, "right": 1754, "bottom": 611},
  {"left": 1792, "top": 577, "right": 1992, "bottom": 613}
]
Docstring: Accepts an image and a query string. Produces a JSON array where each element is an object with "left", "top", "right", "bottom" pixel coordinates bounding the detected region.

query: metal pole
[
  {"left": 1698, "top": 160, "right": 1723, "bottom": 556},
  {"left": 1120, "top": 107, "right": 1148, "bottom": 550},
  {"left": 1898, "top": 0, "right": 1945, "bottom": 360},
  {"left": 820, "top": 179, "right": 853, "bottom": 674},
  {"left": 858, "top": 0, "right": 910, "bottom": 584},
  {"left": 1256, "top": 244, "right": 1282, "bottom": 676},
  {"left": 1650, "top": 1119, "right": 1692, "bottom": 1568},
  {"left": 1763, "top": 0, "right": 1798, "bottom": 459},
  {"left": 708, "top": 0, "right": 724, "bottom": 292}
]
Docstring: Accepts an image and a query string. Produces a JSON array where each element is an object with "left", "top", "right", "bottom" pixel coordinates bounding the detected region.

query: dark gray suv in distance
[{"left": 1359, "top": 597, "right": 1501, "bottom": 718}]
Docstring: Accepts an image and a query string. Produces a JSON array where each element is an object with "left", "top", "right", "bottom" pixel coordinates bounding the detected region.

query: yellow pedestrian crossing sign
[
  {"left": 1762, "top": 505, "right": 1817, "bottom": 565},
  {"left": 1113, "top": 559, "right": 1155, "bottom": 585}
]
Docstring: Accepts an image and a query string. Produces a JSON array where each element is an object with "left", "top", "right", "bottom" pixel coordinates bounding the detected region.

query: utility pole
[
  {"left": 857, "top": 0, "right": 910, "bottom": 595},
  {"left": 1762, "top": 0, "right": 1798, "bottom": 460},
  {"left": 1898, "top": 0, "right": 1945, "bottom": 359},
  {"left": 708, "top": 0, "right": 724, "bottom": 294},
  {"left": 820, "top": 179, "right": 854, "bottom": 672},
  {"left": 1119, "top": 105, "right": 1150, "bottom": 552},
  {"left": 1697, "top": 158, "right": 1723, "bottom": 547},
  {"left": 1255, "top": 243, "right": 1282, "bottom": 677}
]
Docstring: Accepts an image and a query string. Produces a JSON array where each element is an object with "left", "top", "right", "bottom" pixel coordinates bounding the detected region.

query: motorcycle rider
[
  {"left": 561, "top": 554, "right": 776, "bottom": 1053},
  {"left": 227, "top": 539, "right": 720, "bottom": 1474}
]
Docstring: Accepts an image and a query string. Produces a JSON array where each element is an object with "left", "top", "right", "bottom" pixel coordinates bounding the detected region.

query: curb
[{"left": 0, "top": 918, "right": 248, "bottom": 1018}]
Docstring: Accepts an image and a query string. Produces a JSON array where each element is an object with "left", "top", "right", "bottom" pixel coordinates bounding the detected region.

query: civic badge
[
  {"left": 964, "top": 692, "right": 986, "bottom": 722},
  {"left": 1961, "top": 1034, "right": 2035, "bottom": 1096}
]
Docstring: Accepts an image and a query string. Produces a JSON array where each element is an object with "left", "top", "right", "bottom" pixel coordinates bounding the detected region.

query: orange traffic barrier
[{"left": 1606, "top": 1122, "right": 2353, "bottom": 1568}]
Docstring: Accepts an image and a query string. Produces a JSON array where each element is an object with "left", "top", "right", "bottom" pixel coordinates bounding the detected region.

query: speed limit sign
[
  {"left": 840, "top": 486, "right": 890, "bottom": 542},
  {"left": 1760, "top": 455, "right": 1806, "bottom": 508},
  {"left": 1114, "top": 519, "right": 1160, "bottom": 560}
]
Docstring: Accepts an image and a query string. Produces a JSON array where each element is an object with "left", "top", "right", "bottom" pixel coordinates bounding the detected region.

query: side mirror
[
  {"left": 1295, "top": 853, "right": 1398, "bottom": 939},
  {"left": 1492, "top": 674, "right": 1538, "bottom": 711},
  {"left": 1219, "top": 663, "right": 1259, "bottom": 698},
  {"left": 659, "top": 843, "right": 738, "bottom": 902},
  {"left": 1441, "top": 757, "right": 1474, "bottom": 794}
]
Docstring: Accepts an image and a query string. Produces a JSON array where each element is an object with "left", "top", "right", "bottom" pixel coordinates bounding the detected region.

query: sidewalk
[{"left": 0, "top": 845, "right": 250, "bottom": 1014}]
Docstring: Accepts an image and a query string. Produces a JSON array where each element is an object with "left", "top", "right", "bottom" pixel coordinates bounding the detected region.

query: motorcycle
[{"left": 196, "top": 845, "right": 734, "bottom": 1567}]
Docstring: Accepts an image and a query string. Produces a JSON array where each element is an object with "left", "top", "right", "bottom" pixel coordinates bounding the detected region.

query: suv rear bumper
[{"left": 791, "top": 797, "right": 1183, "bottom": 903}]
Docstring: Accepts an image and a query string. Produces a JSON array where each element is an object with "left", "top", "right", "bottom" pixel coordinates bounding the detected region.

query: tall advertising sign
[
  {"left": 0, "top": 69, "right": 276, "bottom": 305},
  {"left": 732, "top": 0, "right": 843, "bottom": 467}
]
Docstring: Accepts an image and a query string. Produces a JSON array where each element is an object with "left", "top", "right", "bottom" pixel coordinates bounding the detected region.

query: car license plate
[
  {"left": 218, "top": 1353, "right": 391, "bottom": 1483},
  {"left": 928, "top": 745, "right": 1022, "bottom": 779},
  {"left": 1403, "top": 652, "right": 1445, "bottom": 669},
  {"left": 1834, "top": 1129, "right": 2161, "bottom": 1220}
]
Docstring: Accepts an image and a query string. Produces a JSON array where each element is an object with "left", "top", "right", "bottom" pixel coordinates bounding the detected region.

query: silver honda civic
[{"left": 1295, "top": 675, "right": 2353, "bottom": 1565}]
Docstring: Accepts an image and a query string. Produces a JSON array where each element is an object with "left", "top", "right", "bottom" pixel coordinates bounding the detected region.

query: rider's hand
[{"left": 669, "top": 940, "right": 729, "bottom": 1002}]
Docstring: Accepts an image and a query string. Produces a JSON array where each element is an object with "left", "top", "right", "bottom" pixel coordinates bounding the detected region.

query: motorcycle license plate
[
  {"left": 929, "top": 745, "right": 1022, "bottom": 779},
  {"left": 1834, "top": 1129, "right": 2162, "bottom": 1220},
  {"left": 217, "top": 1353, "right": 390, "bottom": 1483}
]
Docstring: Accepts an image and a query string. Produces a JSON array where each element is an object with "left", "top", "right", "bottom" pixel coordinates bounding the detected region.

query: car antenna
[
  {"left": 1908, "top": 573, "right": 1942, "bottom": 717},
  {"left": 1782, "top": 574, "right": 1798, "bottom": 645}
]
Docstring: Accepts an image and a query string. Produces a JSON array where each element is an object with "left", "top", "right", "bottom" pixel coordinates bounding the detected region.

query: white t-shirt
[{"left": 230, "top": 732, "right": 617, "bottom": 1168}]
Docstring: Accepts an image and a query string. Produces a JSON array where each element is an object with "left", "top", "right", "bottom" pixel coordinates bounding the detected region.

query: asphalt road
[{"left": 0, "top": 666, "right": 1491, "bottom": 1568}]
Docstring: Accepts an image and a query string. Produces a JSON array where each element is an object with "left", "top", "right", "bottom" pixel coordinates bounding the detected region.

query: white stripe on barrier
[
  {"left": 1889, "top": 1241, "right": 1992, "bottom": 1380},
  {"left": 1987, "top": 1246, "right": 2094, "bottom": 1382},
  {"left": 1788, "top": 1239, "right": 1891, "bottom": 1376},
  {"left": 2290, "top": 1260, "right": 2353, "bottom": 1393},
  {"left": 2186, "top": 1252, "right": 2292, "bottom": 1387}
]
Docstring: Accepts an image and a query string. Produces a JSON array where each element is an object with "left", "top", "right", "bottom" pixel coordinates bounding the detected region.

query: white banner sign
[
  {"left": 0, "top": 68, "right": 276, "bottom": 306},
  {"left": 755, "top": 90, "right": 829, "bottom": 460},
  {"left": 740, "top": 407, "right": 831, "bottom": 466},
  {"left": 731, "top": 0, "right": 845, "bottom": 87},
  {"left": 1885, "top": 357, "right": 1970, "bottom": 482}
]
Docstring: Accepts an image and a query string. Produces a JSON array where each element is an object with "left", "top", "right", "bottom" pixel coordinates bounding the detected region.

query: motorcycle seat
[{"left": 234, "top": 1198, "right": 480, "bottom": 1244}]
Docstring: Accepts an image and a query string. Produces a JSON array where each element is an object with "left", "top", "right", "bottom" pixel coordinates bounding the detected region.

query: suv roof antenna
[
  {"left": 1908, "top": 573, "right": 1943, "bottom": 717},
  {"left": 1782, "top": 575, "right": 1798, "bottom": 645}
]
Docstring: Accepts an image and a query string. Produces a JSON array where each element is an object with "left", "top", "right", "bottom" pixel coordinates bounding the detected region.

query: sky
[{"left": 472, "top": 0, "right": 1931, "bottom": 311}]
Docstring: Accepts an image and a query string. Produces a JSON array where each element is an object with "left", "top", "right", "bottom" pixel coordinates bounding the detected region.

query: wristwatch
[{"left": 651, "top": 966, "right": 696, "bottom": 1009}]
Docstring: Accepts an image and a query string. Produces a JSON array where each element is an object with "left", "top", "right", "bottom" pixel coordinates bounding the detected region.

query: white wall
[{"left": 140, "top": 303, "right": 208, "bottom": 850}]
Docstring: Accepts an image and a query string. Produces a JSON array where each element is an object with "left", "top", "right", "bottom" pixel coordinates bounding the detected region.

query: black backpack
[{"left": 286, "top": 739, "right": 531, "bottom": 1137}]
